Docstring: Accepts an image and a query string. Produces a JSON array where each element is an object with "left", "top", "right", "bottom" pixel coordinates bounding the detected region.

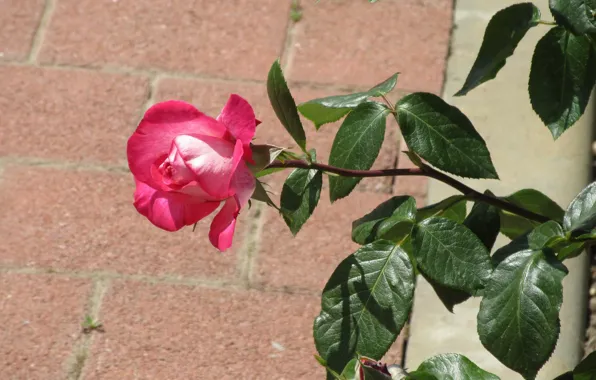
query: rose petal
[
  {"left": 176, "top": 136, "right": 244, "bottom": 199},
  {"left": 207, "top": 161, "right": 255, "bottom": 251},
  {"left": 209, "top": 196, "right": 240, "bottom": 251},
  {"left": 230, "top": 160, "right": 256, "bottom": 208},
  {"left": 217, "top": 94, "right": 258, "bottom": 162},
  {"left": 127, "top": 101, "right": 227, "bottom": 187},
  {"left": 217, "top": 94, "right": 258, "bottom": 145},
  {"left": 133, "top": 179, "right": 219, "bottom": 231}
]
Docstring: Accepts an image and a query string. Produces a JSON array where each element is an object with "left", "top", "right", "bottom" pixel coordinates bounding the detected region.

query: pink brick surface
[
  {"left": 0, "top": 66, "right": 148, "bottom": 164},
  {"left": 40, "top": 0, "right": 291, "bottom": 81},
  {"left": 289, "top": 0, "right": 452, "bottom": 93},
  {"left": 0, "top": 0, "right": 45, "bottom": 60},
  {"left": 84, "top": 281, "right": 321, "bottom": 379},
  {"left": 0, "top": 274, "right": 91, "bottom": 379},
  {"left": 0, "top": 166, "right": 248, "bottom": 280},
  {"left": 0, "top": 0, "right": 452, "bottom": 375}
]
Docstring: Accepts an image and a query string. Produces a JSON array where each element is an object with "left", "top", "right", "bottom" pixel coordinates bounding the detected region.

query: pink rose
[{"left": 127, "top": 95, "right": 259, "bottom": 251}]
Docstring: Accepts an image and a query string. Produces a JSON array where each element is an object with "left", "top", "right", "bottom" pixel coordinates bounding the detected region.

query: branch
[{"left": 266, "top": 160, "right": 551, "bottom": 224}]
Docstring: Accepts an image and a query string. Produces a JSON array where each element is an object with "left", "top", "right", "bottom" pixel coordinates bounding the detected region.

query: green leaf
[
  {"left": 414, "top": 353, "right": 500, "bottom": 380},
  {"left": 574, "top": 351, "right": 596, "bottom": 379},
  {"left": 267, "top": 60, "right": 307, "bottom": 150},
  {"left": 478, "top": 249, "right": 568, "bottom": 379},
  {"left": 464, "top": 196, "right": 501, "bottom": 251},
  {"left": 352, "top": 196, "right": 416, "bottom": 245},
  {"left": 340, "top": 358, "right": 359, "bottom": 380},
  {"left": 368, "top": 73, "right": 399, "bottom": 97},
  {"left": 406, "top": 372, "right": 439, "bottom": 380},
  {"left": 329, "top": 102, "right": 390, "bottom": 202},
  {"left": 555, "top": 241, "right": 585, "bottom": 260},
  {"left": 280, "top": 151, "right": 322, "bottom": 235},
  {"left": 396, "top": 93, "right": 498, "bottom": 179},
  {"left": 549, "top": 0, "right": 596, "bottom": 35},
  {"left": 298, "top": 96, "right": 368, "bottom": 130},
  {"left": 529, "top": 27, "right": 596, "bottom": 139},
  {"left": 499, "top": 189, "right": 564, "bottom": 239},
  {"left": 553, "top": 372, "right": 573, "bottom": 380},
  {"left": 315, "top": 354, "right": 345, "bottom": 380},
  {"left": 493, "top": 220, "right": 584, "bottom": 264},
  {"left": 298, "top": 73, "right": 398, "bottom": 129},
  {"left": 313, "top": 240, "right": 415, "bottom": 375},
  {"left": 412, "top": 217, "right": 492, "bottom": 293},
  {"left": 251, "top": 180, "right": 278, "bottom": 209},
  {"left": 564, "top": 182, "right": 596, "bottom": 237},
  {"left": 456, "top": 3, "right": 541, "bottom": 96},
  {"left": 422, "top": 269, "right": 472, "bottom": 313},
  {"left": 417, "top": 195, "right": 467, "bottom": 223}
]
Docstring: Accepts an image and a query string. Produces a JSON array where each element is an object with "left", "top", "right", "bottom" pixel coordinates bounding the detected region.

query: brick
[
  {"left": 0, "top": 166, "right": 252, "bottom": 280},
  {"left": 0, "top": 66, "right": 148, "bottom": 164},
  {"left": 288, "top": 0, "right": 453, "bottom": 93},
  {"left": 83, "top": 281, "right": 322, "bottom": 379},
  {"left": 0, "top": 0, "right": 45, "bottom": 60},
  {"left": 40, "top": 0, "right": 290, "bottom": 81},
  {"left": 256, "top": 190, "right": 394, "bottom": 291},
  {"left": 0, "top": 273, "right": 91, "bottom": 379},
  {"left": 155, "top": 78, "right": 400, "bottom": 193}
]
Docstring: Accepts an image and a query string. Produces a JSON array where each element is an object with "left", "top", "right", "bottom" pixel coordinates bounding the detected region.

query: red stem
[{"left": 266, "top": 160, "right": 550, "bottom": 224}]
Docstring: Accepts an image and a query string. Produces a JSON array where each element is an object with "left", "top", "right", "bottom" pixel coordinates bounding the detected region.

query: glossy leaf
[
  {"left": 405, "top": 372, "right": 439, "bottom": 380},
  {"left": 341, "top": 359, "right": 359, "bottom": 380},
  {"left": 573, "top": 350, "right": 596, "bottom": 379},
  {"left": 553, "top": 372, "right": 573, "bottom": 380},
  {"left": 414, "top": 353, "right": 500, "bottom": 380},
  {"left": 251, "top": 180, "right": 278, "bottom": 209},
  {"left": 298, "top": 73, "right": 398, "bottom": 129},
  {"left": 422, "top": 269, "right": 472, "bottom": 313},
  {"left": 267, "top": 60, "right": 307, "bottom": 150},
  {"left": 417, "top": 195, "right": 467, "bottom": 223},
  {"left": 412, "top": 217, "right": 492, "bottom": 293},
  {"left": 314, "top": 240, "right": 415, "bottom": 375},
  {"left": 280, "top": 151, "right": 322, "bottom": 235},
  {"left": 464, "top": 196, "right": 501, "bottom": 251},
  {"left": 549, "top": 0, "right": 596, "bottom": 35},
  {"left": 396, "top": 93, "right": 498, "bottom": 179},
  {"left": 478, "top": 249, "right": 568, "bottom": 379},
  {"left": 368, "top": 73, "right": 399, "bottom": 96},
  {"left": 492, "top": 220, "right": 583, "bottom": 264},
  {"left": 352, "top": 196, "right": 416, "bottom": 245},
  {"left": 529, "top": 27, "right": 596, "bottom": 139},
  {"left": 456, "top": 3, "right": 540, "bottom": 96},
  {"left": 564, "top": 182, "right": 596, "bottom": 237},
  {"left": 499, "top": 189, "right": 564, "bottom": 239},
  {"left": 329, "top": 102, "right": 390, "bottom": 202}
]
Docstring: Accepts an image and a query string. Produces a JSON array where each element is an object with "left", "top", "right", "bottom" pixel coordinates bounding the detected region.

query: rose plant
[{"left": 126, "top": 1, "right": 596, "bottom": 379}]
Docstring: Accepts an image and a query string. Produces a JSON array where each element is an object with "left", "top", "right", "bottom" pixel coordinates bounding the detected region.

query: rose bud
[{"left": 127, "top": 95, "right": 259, "bottom": 251}]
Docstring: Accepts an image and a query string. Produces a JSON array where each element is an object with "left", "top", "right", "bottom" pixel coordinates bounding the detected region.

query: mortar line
[
  {"left": 280, "top": 1, "right": 299, "bottom": 75},
  {"left": 0, "top": 57, "right": 428, "bottom": 95},
  {"left": 236, "top": 202, "right": 266, "bottom": 287},
  {"left": 63, "top": 278, "right": 110, "bottom": 380},
  {"left": 0, "top": 265, "right": 320, "bottom": 296},
  {"left": 27, "top": 0, "right": 56, "bottom": 63},
  {"left": 438, "top": 0, "right": 458, "bottom": 98},
  {"left": 139, "top": 74, "right": 159, "bottom": 116},
  {"left": 0, "top": 156, "right": 129, "bottom": 173}
]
